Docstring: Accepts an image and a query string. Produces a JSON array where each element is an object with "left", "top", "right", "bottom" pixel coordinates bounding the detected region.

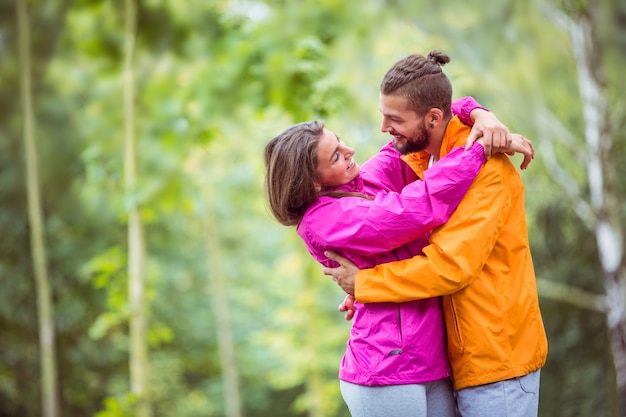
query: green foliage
[
  {"left": 94, "top": 394, "right": 138, "bottom": 417},
  {"left": 2, "top": 0, "right": 625, "bottom": 416}
]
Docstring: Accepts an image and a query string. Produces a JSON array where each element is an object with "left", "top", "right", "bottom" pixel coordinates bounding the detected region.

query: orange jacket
[{"left": 355, "top": 117, "right": 548, "bottom": 390}]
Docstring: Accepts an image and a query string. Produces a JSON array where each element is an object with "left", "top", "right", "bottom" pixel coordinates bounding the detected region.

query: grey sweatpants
[
  {"left": 340, "top": 378, "right": 455, "bottom": 417},
  {"left": 455, "top": 370, "right": 541, "bottom": 417}
]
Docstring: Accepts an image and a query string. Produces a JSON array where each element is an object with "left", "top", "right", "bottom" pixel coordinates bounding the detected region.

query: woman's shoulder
[{"left": 361, "top": 141, "right": 417, "bottom": 193}]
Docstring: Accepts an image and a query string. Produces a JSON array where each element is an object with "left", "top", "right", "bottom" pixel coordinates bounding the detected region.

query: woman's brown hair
[
  {"left": 264, "top": 121, "right": 325, "bottom": 226},
  {"left": 264, "top": 121, "right": 370, "bottom": 226}
]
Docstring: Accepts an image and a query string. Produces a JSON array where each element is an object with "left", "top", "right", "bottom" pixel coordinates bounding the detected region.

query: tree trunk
[
  {"left": 15, "top": 1, "right": 59, "bottom": 416},
  {"left": 303, "top": 261, "right": 324, "bottom": 417},
  {"left": 568, "top": 8, "right": 626, "bottom": 415},
  {"left": 203, "top": 182, "right": 243, "bottom": 417},
  {"left": 123, "top": 0, "right": 151, "bottom": 416}
]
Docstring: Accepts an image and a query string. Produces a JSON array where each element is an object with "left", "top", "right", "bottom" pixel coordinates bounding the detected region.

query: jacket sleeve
[
  {"left": 354, "top": 155, "right": 511, "bottom": 303},
  {"left": 360, "top": 141, "right": 418, "bottom": 192},
  {"left": 301, "top": 143, "right": 486, "bottom": 257},
  {"left": 452, "top": 96, "right": 489, "bottom": 127}
]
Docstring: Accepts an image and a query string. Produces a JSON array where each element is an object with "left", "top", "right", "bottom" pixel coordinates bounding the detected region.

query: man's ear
[{"left": 427, "top": 108, "right": 444, "bottom": 127}]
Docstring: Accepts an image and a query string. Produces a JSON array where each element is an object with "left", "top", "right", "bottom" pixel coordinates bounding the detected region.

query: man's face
[{"left": 379, "top": 93, "right": 429, "bottom": 155}]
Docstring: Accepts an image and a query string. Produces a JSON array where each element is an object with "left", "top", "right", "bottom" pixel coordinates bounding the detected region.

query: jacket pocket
[
  {"left": 386, "top": 306, "right": 404, "bottom": 357},
  {"left": 448, "top": 297, "right": 464, "bottom": 353}
]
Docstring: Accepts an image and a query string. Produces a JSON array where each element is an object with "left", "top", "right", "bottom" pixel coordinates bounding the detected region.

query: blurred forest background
[{"left": 2, "top": 0, "right": 626, "bottom": 416}]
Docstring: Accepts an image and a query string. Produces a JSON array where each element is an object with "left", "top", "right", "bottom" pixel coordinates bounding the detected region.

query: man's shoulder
[
  {"left": 401, "top": 152, "right": 430, "bottom": 178},
  {"left": 445, "top": 116, "right": 472, "bottom": 148}
]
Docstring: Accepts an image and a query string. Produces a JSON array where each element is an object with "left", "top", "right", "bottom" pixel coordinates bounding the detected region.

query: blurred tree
[
  {"left": 122, "top": 0, "right": 151, "bottom": 416},
  {"left": 2, "top": 0, "right": 625, "bottom": 416},
  {"left": 200, "top": 176, "right": 243, "bottom": 417},
  {"left": 541, "top": 0, "right": 626, "bottom": 413},
  {"left": 15, "top": 0, "right": 59, "bottom": 416}
]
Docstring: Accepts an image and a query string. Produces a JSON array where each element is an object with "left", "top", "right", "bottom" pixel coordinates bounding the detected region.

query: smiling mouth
[{"left": 347, "top": 159, "right": 355, "bottom": 171}]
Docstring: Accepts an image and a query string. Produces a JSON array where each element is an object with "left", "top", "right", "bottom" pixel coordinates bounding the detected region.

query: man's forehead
[{"left": 379, "top": 94, "right": 414, "bottom": 116}]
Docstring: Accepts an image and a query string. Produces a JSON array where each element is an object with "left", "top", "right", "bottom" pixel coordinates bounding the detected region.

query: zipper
[
  {"left": 448, "top": 297, "right": 464, "bottom": 353},
  {"left": 387, "top": 306, "right": 404, "bottom": 357},
  {"left": 398, "top": 306, "right": 403, "bottom": 345}
]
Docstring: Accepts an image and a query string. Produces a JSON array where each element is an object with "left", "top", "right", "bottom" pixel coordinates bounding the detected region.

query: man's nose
[{"left": 380, "top": 118, "right": 391, "bottom": 132}]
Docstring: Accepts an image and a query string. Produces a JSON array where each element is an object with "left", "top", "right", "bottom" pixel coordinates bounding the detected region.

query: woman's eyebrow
[
  {"left": 328, "top": 145, "right": 339, "bottom": 162},
  {"left": 325, "top": 133, "right": 341, "bottom": 162}
]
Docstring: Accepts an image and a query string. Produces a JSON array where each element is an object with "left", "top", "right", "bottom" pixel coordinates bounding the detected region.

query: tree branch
[{"left": 537, "top": 278, "right": 606, "bottom": 313}]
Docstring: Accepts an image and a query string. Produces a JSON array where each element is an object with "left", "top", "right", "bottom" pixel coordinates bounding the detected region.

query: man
[{"left": 323, "top": 51, "right": 548, "bottom": 417}]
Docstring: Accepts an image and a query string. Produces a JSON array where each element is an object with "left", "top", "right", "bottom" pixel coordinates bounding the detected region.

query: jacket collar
[
  {"left": 321, "top": 174, "right": 364, "bottom": 194},
  {"left": 400, "top": 116, "right": 464, "bottom": 179}
]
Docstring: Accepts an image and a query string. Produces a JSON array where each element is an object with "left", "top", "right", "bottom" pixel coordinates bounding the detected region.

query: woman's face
[{"left": 314, "top": 128, "right": 360, "bottom": 189}]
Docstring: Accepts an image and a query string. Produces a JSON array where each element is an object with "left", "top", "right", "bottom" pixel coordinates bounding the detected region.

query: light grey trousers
[
  {"left": 455, "top": 370, "right": 541, "bottom": 417},
  {"left": 340, "top": 378, "right": 455, "bottom": 417}
]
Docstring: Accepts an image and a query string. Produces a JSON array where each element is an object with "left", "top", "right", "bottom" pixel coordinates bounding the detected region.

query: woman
[{"left": 264, "top": 100, "right": 531, "bottom": 417}]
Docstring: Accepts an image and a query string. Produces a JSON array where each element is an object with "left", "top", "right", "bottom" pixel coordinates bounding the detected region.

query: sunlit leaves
[{"left": 2, "top": 0, "right": 625, "bottom": 416}]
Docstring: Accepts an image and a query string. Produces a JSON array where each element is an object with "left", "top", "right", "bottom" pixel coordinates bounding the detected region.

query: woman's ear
[{"left": 314, "top": 182, "right": 322, "bottom": 192}]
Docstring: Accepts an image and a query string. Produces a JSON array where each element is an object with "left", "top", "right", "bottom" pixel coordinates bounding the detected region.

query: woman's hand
[
  {"left": 466, "top": 109, "right": 534, "bottom": 170},
  {"left": 338, "top": 294, "right": 355, "bottom": 321},
  {"left": 465, "top": 108, "right": 512, "bottom": 157},
  {"left": 504, "top": 133, "right": 534, "bottom": 170},
  {"left": 475, "top": 133, "right": 534, "bottom": 169}
]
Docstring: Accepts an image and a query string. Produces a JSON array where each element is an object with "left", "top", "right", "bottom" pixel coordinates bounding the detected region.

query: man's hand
[
  {"left": 322, "top": 251, "right": 359, "bottom": 296},
  {"left": 338, "top": 294, "right": 355, "bottom": 321},
  {"left": 465, "top": 109, "right": 511, "bottom": 157}
]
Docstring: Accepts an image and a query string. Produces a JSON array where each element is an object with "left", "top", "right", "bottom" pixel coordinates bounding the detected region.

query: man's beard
[{"left": 393, "top": 121, "right": 430, "bottom": 155}]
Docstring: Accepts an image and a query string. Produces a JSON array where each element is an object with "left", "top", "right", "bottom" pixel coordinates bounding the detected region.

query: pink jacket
[{"left": 297, "top": 139, "right": 486, "bottom": 385}]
